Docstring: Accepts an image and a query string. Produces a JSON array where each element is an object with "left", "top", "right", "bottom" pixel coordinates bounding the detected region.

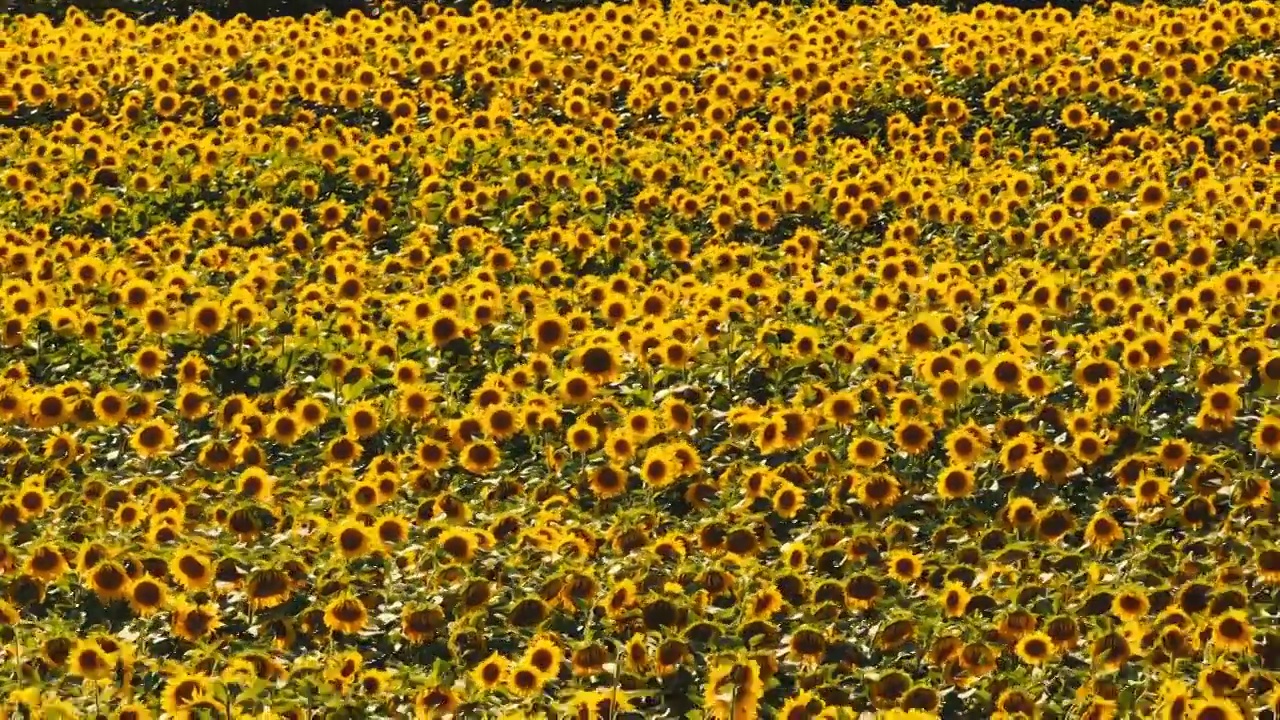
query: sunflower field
[{"left": 1, "top": 0, "right": 1279, "bottom": 717}]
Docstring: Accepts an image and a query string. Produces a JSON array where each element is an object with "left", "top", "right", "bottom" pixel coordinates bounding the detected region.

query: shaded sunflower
[
  {"left": 324, "top": 594, "right": 369, "bottom": 634},
  {"left": 172, "top": 600, "right": 222, "bottom": 643}
]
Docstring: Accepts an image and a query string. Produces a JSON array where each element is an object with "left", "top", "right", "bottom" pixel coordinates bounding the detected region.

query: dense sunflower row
[{"left": 0, "top": 0, "right": 1279, "bottom": 718}]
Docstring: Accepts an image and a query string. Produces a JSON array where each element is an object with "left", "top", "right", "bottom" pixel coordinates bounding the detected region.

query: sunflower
[
  {"left": 747, "top": 586, "right": 784, "bottom": 620},
  {"left": 624, "top": 409, "right": 660, "bottom": 440},
  {"left": 188, "top": 300, "right": 226, "bottom": 336},
  {"left": 704, "top": 658, "right": 763, "bottom": 720},
  {"left": 162, "top": 673, "right": 210, "bottom": 716},
  {"left": 333, "top": 520, "right": 373, "bottom": 559},
  {"left": 531, "top": 314, "right": 570, "bottom": 352},
  {"left": 416, "top": 438, "right": 451, "bottom": 470},
  {"left": 28, "top": 390, "right": 69, "bottom": 428},
  {"left": 460, "top": 440, "right": 501, "bottom": 474},
  {"left": 886, "top": 550, "right": 923, "bottom": 583},
  {"left": 23, "top": 543, "right": 67, "bottom": 581},
  {"left": 641, "top": 450, "right": 677, "bottom": 489},
  {"left": 1256, "top": 547, "right": 1280, "bottom": 584},
  {"left": 131, "top": 343, "right": 169, "bottom": 379},
  {"left": 375, "top": 514, "right": 409, "bottom": 546},
  {"left": 662, "top": 397, "right": 695, "bottom": 432},
  {"left": 437, "top": 528, "right": 478, "bottom": 562},
  {"left": 507, "top": 662, "right": 546, "bottom": 697},
  {"left": 850, "top": 436, "right": 886, "bottom": 467},
  {"left": 0, "top": 599, "right": 18, "bottom": 627},
  {"left": 236, "top": 467, "right": 275, "bottom": 501},
  {"left": 344, "top": 400, "right": 381, "bottom": 439},
  {"left": 772, "top": 605, "right": 817, "bottom": 656},
  {"left": 324, "top": 435, "right": 363, "bottom": 466},
  {"left": 471, "top": 652, "right": 510, "bottom": 691},
  {"left": 1033, "top": 445, "right": 1075, "bottom": 482},
  {"left": 1090, "top": 630, "right": 1131, "bottom": 671},
  {"left": 1015, "top": 631, "right": 1054, "bottom": 665},
  {"left": 171, "top": 549, "right": 213, "bottom": 591},
  {"left": 128, "top": 577, "right": 167, "bottom": 616},
  {"left": 824, "top": 391, "right": 859, "bottom": 425},
  {"left": 93, "top": 389, "right": 128, "bottom": 424},
  {"left": 984, "top": 352, "right": 1025, "bottom": 393},
  {"left": 1088, "top": 381, "right": 1122, "bottom": 415},
  {"left": 245, "top": 569, "right": 293, "bottom": 611},
  {"left": 130, "top": 419, "right": 176, "bottom": 458},
  {"left": 415, "top": 685, "right": 461, "bottom": 717},
  {"left": 1133, "top": 474, "right": 1170, "bottom": 508},
  {"left": 324, "top": 594, "right": 369, "bottom": 634},
  {"left": 172, "top": 600, "right": 222, "bottom": 643},
  {"left": 936, "top": 466, "right": 975, "bottom": 500},
  {"left": 1037, "top": 507, "right": 1075, "bottom": 542},
  {"left": 588, "top": 464, "right": 629, "bottom": 499},
  {"left": 1187, "top": 698, "right": 1244, "bottom": 720},
  {"left": 69, "top": 639, "right": 114, "bottom": 680},
  {"left": 1085, "top": 512, "right": 1124, "bottom": 551},
  {"left": 894, "top": 420, "right": 934, "bottom": 454},
  {"left": 940, "top": 582, "right": 971, "bottom": 618},
  {"left": 944, "top": 425, "right": 987, "bottom": 466},
  {"left": 523, "top": 635, "right": 564, "bottom": 679},
  {"left": 1212, "top": 610, "right": 1253, "bottom": 653},
  {"left": 620, "top": 632, "right": 650, "bottom": 673},
  {"left": 857, "top": 473, "right": 902, "bottom": 509},
  {"left": 1253, "top": 416, "right": 1280, "bottom": 456},
  {"left": 578, "top": 344, "right": 622, "bottom": 382},
  {"left": 571, "top": 642, "right": 610, "bottom": 677},
  {"left": 88, "top": 560, "right": 130, "bottom": 601},
  {"left": 1156, "top": 438, "right": 1192, "bottom": 472}
]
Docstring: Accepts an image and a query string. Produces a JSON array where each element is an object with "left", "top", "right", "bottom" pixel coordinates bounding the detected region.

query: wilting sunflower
[
  {"left": 401, "top": 604, "right": 446, "bottom": 645},
  {"left": 324, "top": 593, "right": 369, "bottom": 634},
  {"left": 245, "top": 568, "right": 293, "bottom": 611}
]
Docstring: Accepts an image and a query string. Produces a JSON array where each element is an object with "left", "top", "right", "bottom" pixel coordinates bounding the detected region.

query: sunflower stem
[{"left": 609, "top": 645, "right": 623, "bottom": 720}]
